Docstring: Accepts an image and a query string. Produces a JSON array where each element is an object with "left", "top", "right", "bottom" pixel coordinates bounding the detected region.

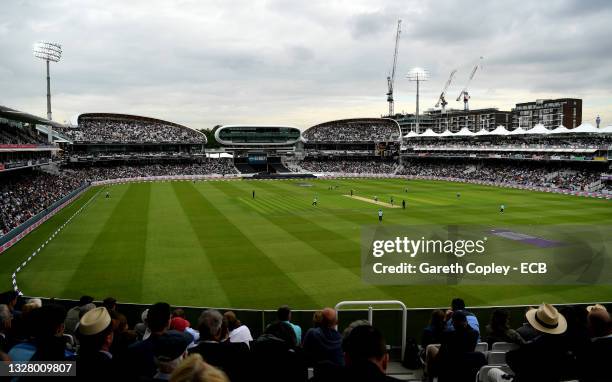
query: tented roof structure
[
  {"left": 419, "top": 128, "right": 440, "bottom": 137},
  {"left": 453, "top": 127, "right": 473, "bottom": 136},
  {"left": 547, "top": 125, "right": 573, "bottom": 135},
  {"left": 404, "top": 123, "right": 612, "bottom": 139},
  {"left": 488, "top": 125, "right": 511, "bottom": 136}
]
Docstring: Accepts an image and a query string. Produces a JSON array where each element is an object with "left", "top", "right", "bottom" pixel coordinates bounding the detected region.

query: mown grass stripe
[
  {"left": 173, "top": 182, "right": 318, "bottom": 309},
  {"left": 140, "top": 183, "right": 231, "bottom": 307},
  {"left": 61, "top": 183, "right": 151, "bottom": 301}
]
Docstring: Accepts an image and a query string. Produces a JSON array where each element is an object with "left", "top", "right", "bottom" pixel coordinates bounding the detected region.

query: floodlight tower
[
  {"left": 33, "top": 42, "right": 62, "bottom": 121},
  {"left": 407, "top": 67, "right": 429, "bottom": 133}
]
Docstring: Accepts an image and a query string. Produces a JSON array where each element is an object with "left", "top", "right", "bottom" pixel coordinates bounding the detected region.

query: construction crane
[
  {"left": 456, "top": 57, "right": 483, "bottom": 111},
  {"left": 386, "top": 19, "right": 401, "bottom": 116},
  {"left": 435, "top": 69, "right": 457, "bottom": 113}
]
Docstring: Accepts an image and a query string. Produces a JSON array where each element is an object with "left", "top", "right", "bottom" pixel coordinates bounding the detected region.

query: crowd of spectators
[
  {"left": 0, "top": 295, "right": 408, "bottom": 382},
  {"left": 0, "top": 160, "right": 237, "bottom": 237},
  {"left": 300, "top": 158, "right": 397, "bottom": 174},
  {"left": 68, "top": 151, "right": 202, "bottom": 161},
  {"left": 57, "top": 118, "right": 205, "bottom": 144},
  {"left": 303, "top": 120, "right": 401, "bottom": 142},
  {"left": 0, "top": 171, "right": 84, "bottom": 237},
  {"left": 404, "top": 136, "right": 612, "bottom": 151},
  {"left": 64, "top": 160, "right": 237, "bottom": 181},
  {"left": 0, "top": 122, "right": 48, "bottom": 145},
  {"left": 397, "top": 161, "right": 603, "bottom": 192},
  {"left": 419, "top": 298, "right": 611, "bottom": 382},
  {"left": 0, "top": 293, "right": 609, "bottom": 381}
]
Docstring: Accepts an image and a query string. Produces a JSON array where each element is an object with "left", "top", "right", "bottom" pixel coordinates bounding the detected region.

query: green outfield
[{"left": 1, "top": 178, "right": 611, "bottom": 309}]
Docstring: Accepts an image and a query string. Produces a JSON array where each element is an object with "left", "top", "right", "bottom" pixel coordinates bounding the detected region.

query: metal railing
[{"left": 335, "top": 300, "right": 408, "bottom": 361}]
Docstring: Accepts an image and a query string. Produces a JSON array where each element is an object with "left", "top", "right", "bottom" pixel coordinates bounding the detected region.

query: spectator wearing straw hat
[
  {"left": 488, "top": 303, "right": 570, "bottom": 382},
  {"left": 586, "top": 304, "right": 607, "bottom": 314},
  {"left": 76, "top": 307, "right": 115, "bottom": 380}
]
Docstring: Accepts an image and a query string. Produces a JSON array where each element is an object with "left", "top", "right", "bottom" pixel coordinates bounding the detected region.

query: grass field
[{"left": 1, "top": 178, "right": 611, "bottom": 309}]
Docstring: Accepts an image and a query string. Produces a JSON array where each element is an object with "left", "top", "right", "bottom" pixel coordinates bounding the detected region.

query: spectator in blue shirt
[
  {"left": 8, "top": 304, "right": 74, "bottom": 361},
  {"left": 445, "top": 298, "right": 480, "bottom": 338},
  {"left": 277, "top": 305, "right": 302, "bottom": 345},
  {"left": 303, "top": 308, "right": 343, "bottom": 367}
]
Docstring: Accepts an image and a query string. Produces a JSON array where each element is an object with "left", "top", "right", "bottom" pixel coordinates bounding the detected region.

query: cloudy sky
[{"left": 1, "top": 0, "right": 610, "bottom": 129}]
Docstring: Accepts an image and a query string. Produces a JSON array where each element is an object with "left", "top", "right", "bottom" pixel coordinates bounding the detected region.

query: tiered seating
[
  {"left": 300, "top": 158, "right": 397, "bottom": 174},
  {"left": 0, "top": 171, "right": 83, "bottom": 236},
  {"left": 58, "top": 116, "right": 205, "bottom": 144},
  {"left": 0, "top": 121, "right": 47, "bottom": 145},
  {"left": 304, "top": 118, "right": 401, "bottom": 143},
  {"left": 398, "top": 159, "right": 604, "bottom": 192}
]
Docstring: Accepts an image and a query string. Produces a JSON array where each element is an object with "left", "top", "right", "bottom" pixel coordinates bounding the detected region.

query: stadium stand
[
  {"left": 0, "top": 171, "right": 83, "bottom": 237},
  {"left": 303, "top": 118, "right": 401, "bottom": 143},
  {"left": 0, "top": 295, "right": 609, "bottom": 381},
  {"left": 397, "top": 126, "right": 611, "bottom": 196},
  {"left": 297, "top": 118, "right": 401, "bottom": 177},
  {"left": 1, "top": 110, "right": 611, "bottom": 380},
  {"left": 404, "top": 135, "right": 611, "bottom": 151},
  {"left": 57, "top": 113, "right": 205, "bottom": 144},
  {"left": 0, "top": 120, "right": 48, "bottom": 145},
  {"left": 64, "top": 160, "right": 237, "bottom": 181},
  {"left": 300, "top": 158, "right": 397, "bottom": 174},
  {"left": 1, "top": 108, "right": 64, "bottom": 174},
  {"left": 397, "top": 159, "right": 604, "bottom": 192}
]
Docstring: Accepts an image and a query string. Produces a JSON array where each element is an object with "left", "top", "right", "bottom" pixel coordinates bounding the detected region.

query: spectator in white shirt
[{"left": 223, "top": 311, "right": 253, "bottom": 346}]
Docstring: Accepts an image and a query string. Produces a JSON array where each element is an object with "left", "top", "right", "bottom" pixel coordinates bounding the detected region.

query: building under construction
[
  {"left": 512, "top": 98, "right": 582, "bottom": 130},
  {"left": 392, "top": 98, "right": 580, "bottom": 134}
]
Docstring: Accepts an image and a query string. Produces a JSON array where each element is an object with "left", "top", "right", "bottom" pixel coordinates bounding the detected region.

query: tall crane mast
[
  {"left": 456, "top": 57, "right": 483, "bottom": 111},
  {"left": 435, "top": 69, "right": 457, "bottom": 113},
  {"left": 386, "top": 19, "right": 401, "bottom": 116}
]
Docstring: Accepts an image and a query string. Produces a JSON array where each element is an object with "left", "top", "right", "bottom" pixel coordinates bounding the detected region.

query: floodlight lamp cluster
[
  {"left": 33, "top": 42, "right": 62, "bottom": 62},
  {"left": 406, "top": 67, "right": 429, "bottom": 81}
]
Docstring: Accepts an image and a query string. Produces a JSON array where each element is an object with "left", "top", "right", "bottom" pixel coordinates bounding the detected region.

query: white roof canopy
[
  {"left": 453, "top": 127, "right": 473, "bottom": 136},
  {"left": 419, "top": 128, "right": 441, "bottom": 137},
  {"left": 404, "top": 123, "right": 612, "bottom": 139}
]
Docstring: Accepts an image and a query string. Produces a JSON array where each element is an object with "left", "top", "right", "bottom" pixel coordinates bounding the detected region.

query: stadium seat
[
  {"left": 475, "top": 342, "right": 488, "bottom": 353},
  {"left": 63, "top": 333, "right": 76, "bottom": 351},
  {"left": 476, "top": 365, "right": 512, "bottom": 382},
  {"left": 491, "top": 342, "right": 519, "bottom": 352},
  {"left": 486, "top": 351, "right": 507, "bottom": 366}
]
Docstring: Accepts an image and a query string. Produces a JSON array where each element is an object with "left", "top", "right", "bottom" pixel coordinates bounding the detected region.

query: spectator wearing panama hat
[
  {"left": 503, "top": 304, "right": 572, "bottom": 382},
  {"left": 525, "top": 303, "right": 568, "bottom": 335},
  {"left": 586, "top": 304, "right": 607, "bottom": 313},
  {"left": 76, "top": 307, "right": 115, "bottom": 380}
]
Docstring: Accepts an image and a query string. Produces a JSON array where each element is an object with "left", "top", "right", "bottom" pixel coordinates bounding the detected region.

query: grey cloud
[
  {"left": 0, "top": 0, "right": 610, "bottom": 128},
  {"left": 349, "top": 11, "right": 395, "bottom": 39}
]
